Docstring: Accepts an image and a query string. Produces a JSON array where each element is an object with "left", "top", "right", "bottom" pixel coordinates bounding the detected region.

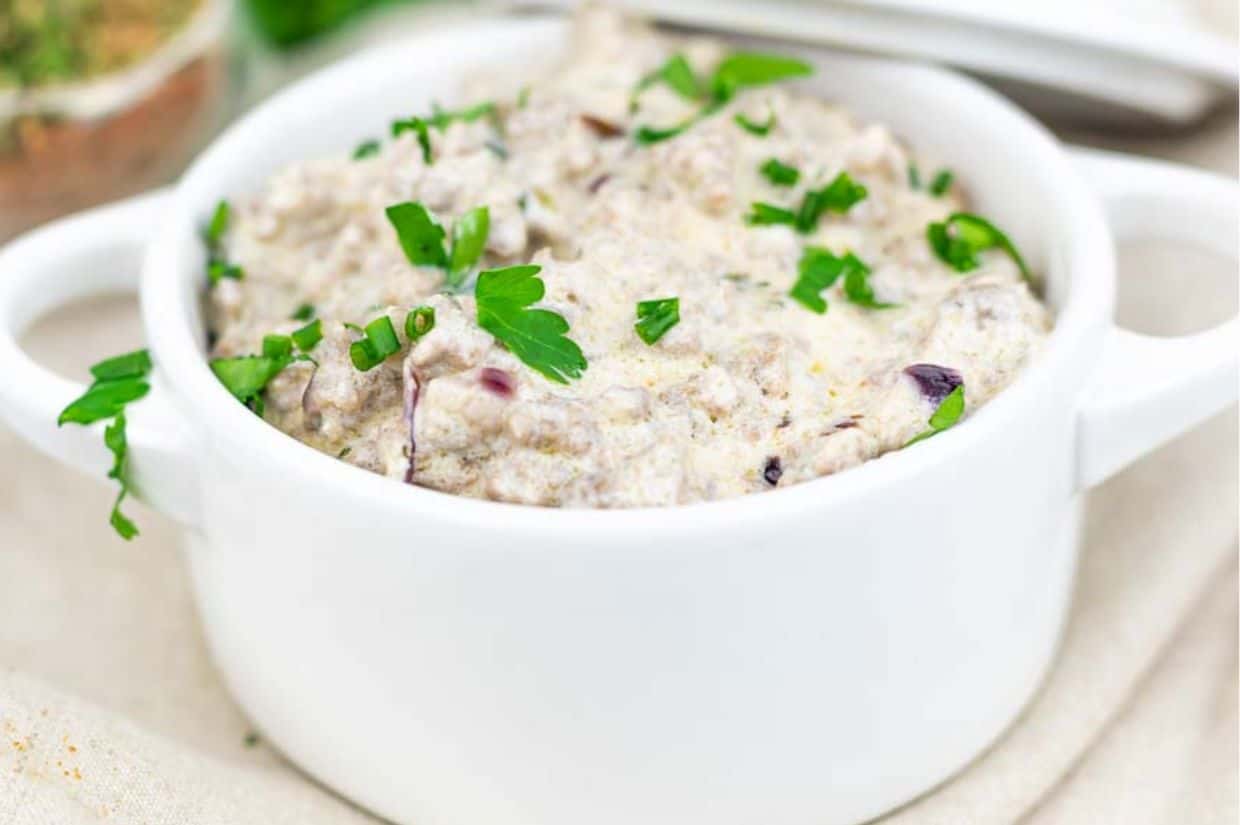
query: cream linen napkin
[{"left": 0, "top": 115, "right": 1236, "bottom": 825}]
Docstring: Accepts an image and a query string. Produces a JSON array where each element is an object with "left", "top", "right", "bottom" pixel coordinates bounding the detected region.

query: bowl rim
[{"left": 140, "top": 12, "right": 1115, "bottom": 537}]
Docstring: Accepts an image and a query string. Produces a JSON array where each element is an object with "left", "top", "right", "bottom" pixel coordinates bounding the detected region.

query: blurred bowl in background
[{"left": 0, "top": 0, "right": 233, "bottom": 241}]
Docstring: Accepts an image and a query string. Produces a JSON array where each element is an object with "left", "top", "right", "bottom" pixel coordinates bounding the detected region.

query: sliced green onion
[{"left": 405, "top": 306, "right": 436, "bottom": 341}]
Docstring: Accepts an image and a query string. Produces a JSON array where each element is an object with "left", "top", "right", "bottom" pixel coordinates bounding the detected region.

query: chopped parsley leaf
[
  {"left": 796, "top": 172, "right": 867, "bottom": 232},
  {"left": 746, "top": 202, "right": 797, "bottom": 226},
  {"left": 391, "top": 116, "right": 432, "bottom": 164},
  {"left": 206, "top": 200, "right": 230, "bottom": 246},
  {"left": 57, "top": 349, "right": 154, "bottom": 540},
  {"left": 634, "top": 297, "right": 680, "bottom": 345},
  {"left": 58, "top": 356, "right": 151, "bottom": 426},
  {"left": 929, "top": 169, "right": 954, "bottom": 197},
  {"left": 907, "top": 163, "right": 922, "bottom": 189},
  {"left": 103, "top": 411, "right": 138, "bottom": 540},
  {"left": 474, "top": 265, "right": 587, "bottom": 384},
  {"left": 405, "top": 306, "right": 436, "bottom": 341},
  {"left": 635, "top": 50, "right": 812, "bottom": 144},
  {"left": 89, "top": 350, "right": 152, "bottom": 383},
  {"left": 208, "top": 261, "right": 243, "bottom": 286},
  {"left": 636, "top": 54, "right": 702, "bottom": 101},
  {"left": 353, "top": 139, "right": 381, "bottom": 160},
  {"left": 635, "top": 122, "right": 692, "bottom": 145},
  {"left": 204, "top": 200, "right": 244, "bottom": 287},
  {"left": 262, "top": 334, "right": 292, "bottom": 360},
  {"left": 927, "top": 212, "right": 1031, "bottom": 281},
  {"left": 211, "top": 355, "right": 288, "bottom": 415},
  {"left": 349, "top": 315, "right": 401, "bottom": 372},
  {"left": 789, "top": 247, "right": 845, "bottom": 313},
  {"left": 711, "top": 52, "right": 812, "bottom": 103},
  {"left": 517, "top": 86, "right": 530, "bottom": 108},
  {"left": 447, "top": 206, "right": 490, "bottom": 289},
  {"left": 291, "top": 319, "right": 323, "bottom": 352},
  {"left": 427, "top": 101, "right": 496, "bottom": 130},
  {"left": 905, "top": 385, "right": 965, "bottom": 446},
  {"left": 386, "top": 202, "right": 448, "bottom": 268},
  {"left": 760, "top": 158, "right": 800, "bottom": 187},
  {"left": 734, "top": 112, "right": 776, "bottom": 136},
  {"left": 387, "top": 201, "right": 491, "bottom": 288},
  {"left": 841, "top": 254, "right": 897, "bottom": 309},
  {"left": 291, "top": 303, "right": 316, "bottom": 321}
]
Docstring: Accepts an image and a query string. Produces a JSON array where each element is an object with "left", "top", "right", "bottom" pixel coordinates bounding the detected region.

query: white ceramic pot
[{"left": 0, "top": 16, "right": 1235, "bottom": 825}]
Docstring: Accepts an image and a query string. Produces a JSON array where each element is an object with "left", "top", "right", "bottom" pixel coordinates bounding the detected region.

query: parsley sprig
[
  {"left": 634, "top": 50, "right": 812, "bottom": 144},
  {"left": 905, "top": 385, "right": 965, "bottom": 446},
  {"left": 57, "top": 349, "right": 153, "bottom": 539},
  {"left": 927, "top": 212, "right": 1031, "bottom": 281},
  {"left": 734, "top": 111, "right": 776, "bottom": 136},
  {"left": 634, "top": 297, "right": 680, "bottom": 345},
  {"left": 475, "top": 265, "right": 587, "bottom": 384},
  {"left": 386, "top": 202, "right": 490, "bottom": 289},
  {"left": 760, "top": 158, "right": 799, "bottom": 187}
]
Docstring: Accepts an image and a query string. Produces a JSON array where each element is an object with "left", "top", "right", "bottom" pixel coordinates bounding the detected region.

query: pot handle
[
  {"left": 1071, "top": 147, "right": 1239, "bottom": 490},
  {"left": 0, "top": 189, "right": 201, "bottom": 529}
]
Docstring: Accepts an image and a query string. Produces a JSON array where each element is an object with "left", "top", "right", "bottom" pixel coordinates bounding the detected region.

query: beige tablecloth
[{"left": 1, "top": 38, "right": 1237, "bottom": 825}]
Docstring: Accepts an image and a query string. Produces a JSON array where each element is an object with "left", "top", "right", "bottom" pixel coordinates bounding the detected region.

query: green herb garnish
[
  {"left": 517, "top": 86, "right": 530, "bottom": 108},
  {"left": 405, "top": 306, "right": 436, "bottom": 341},
  {"left": 796, "top": 172, "right": 867, "bottom": 232},
  {"left": 447, "top": 206, "right": 490, "bottom": 288},
  {"left": 206, "top": 200, "right": 230, "bottom": 246},
  {"left": 57, "top": 349, "right": 153, "bottom": 540},
  {"left": 746, "top": 202, "right": 797, "bottom": 226},
  {"left": 474, "top": 265, "right": 586, "bottom": 384},
  {"left": 211, "top": 355, "right": 288, "bottom": 415},
  {"left": 634, "top": 297, "right": 680, "bottom": 345},
  {"left": 635, "top": 122, "right": 692, "bottom": 145},
  {"left": 789, "top": 247, "right": 842, "bottom": 313},
  {"left": 928, "top": 170, "right": 954, "bottom": 197},
  {"left": 927, "top": 212, "right": 1030, "bottom": 281},
  {"left": 788, "top": 248, "right": 874, "bottom": 313},
  {"left": 907, "top": 163, "right": 922, "bottom": 189},
  {"left": 710, "top": 52, "right": 813, "bottom": 102},
  {"left": 392, "top": 116, "right": 432, "bottom": 164},
  {"left": 841, "top": 255, "right": 897, "bottom": 309},
  {"left": 386, "top": 202, "right": 490, "bottom": 288},
  {"left": 349, "top": 315, "right": 401, "bottom": 372},
  {"left": 386, "top": 202, "right": 448, "bottom": 268},
  {"left": 426, "top": 101, "right": 496, "bottom": 130},
  {"left": 204, "top": 200, "right": 244, "bottom": 286},
  {"left": 102, "top": 410, "right": 138, "bottom": 539},
  {"left": 291, "top": 303, "right": 315, "bottom": 321},
  {"left": 734, "top": 112, "right": 776, "bottom": 136},
  {"left": 635, "top": 50, "right": 811, "bottom": 144},
  {"left": 262, "top": 334, "right": 292, "bottom": 360},
  {"left": 746, "top": 172, "right": 866, "bottom": 232},
  {"left": 353, "top": 139, "right": 381, "bottom": 160},
  {"left": 207, "top": 261, "right": 243, "bottom": 286},
  {"left": 905, "top": 385, "right": 965, "bottom": 446},
  {"left": 291, "top": 319, "right": 323, "bottom": 352},
  {"left": 760, "top": 158, "right": 800, "bottom": 187},
  {"left": 57, "top": 350, "right": 152, "bottom": 426},
  {"left": 636, "top": 54, "right": 702, "bottom": 101}
]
